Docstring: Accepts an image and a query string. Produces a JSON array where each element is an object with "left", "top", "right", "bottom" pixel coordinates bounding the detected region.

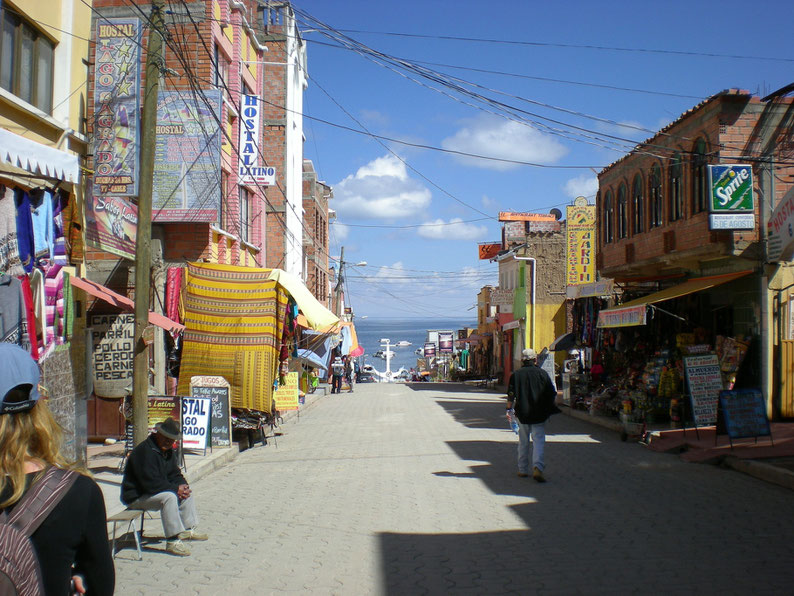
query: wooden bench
[{"left": 107, "top": 509, "right": 146, "bottom": 560}]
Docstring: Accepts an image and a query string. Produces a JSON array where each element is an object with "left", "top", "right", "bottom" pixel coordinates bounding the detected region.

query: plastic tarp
[{"left": 267, "top": 269, "right": 339, "bottom": 331}]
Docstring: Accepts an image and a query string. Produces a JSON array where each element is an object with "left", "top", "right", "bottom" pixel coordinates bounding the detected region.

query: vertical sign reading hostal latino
[
  {"left": 708, "top": 164, "right": 755, "bottom": 230},
  {"left": 89, "top": 313, "right": 134, "bottom": 398},
  {"left": 93, "top": 18, "right": 141, "bottom": 196},
  {"left": 566, "top": 197, "right": 596, "bottom": 286},
  {"left": 238, "top": 95, "right": 276, "bottom": 185}
]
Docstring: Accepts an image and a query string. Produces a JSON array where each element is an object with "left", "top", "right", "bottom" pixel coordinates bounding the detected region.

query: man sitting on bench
[{"left": 120, "top": 417, "right": 208, "bottom": 556}]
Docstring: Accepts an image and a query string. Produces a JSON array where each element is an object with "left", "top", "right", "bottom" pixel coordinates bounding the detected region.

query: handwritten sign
[
  {"left": 273, "top": 372, "right": 299, "bottom": 411},
  {"left": 190, "top": 376, "right": 231, "bottom": 447},
  {"left": 89, "top": 313, "right": 134, "bottom": 398},
  {"left": 684, "top": 354, "right": 722, "bottom": 426},
  {"left": 181, "top": 397, "right": 210, "bottom": 450},
  {"left": 717, "top": 389, "right": 771, "bottom": 440}
]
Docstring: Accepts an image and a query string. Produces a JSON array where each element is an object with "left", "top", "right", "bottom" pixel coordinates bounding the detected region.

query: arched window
[
  {"left": 617, "top": 182, "right": 628, "bottom": 239},
  {"left": 603, "top": 189, "right": 614, "bottom": 243},
  {"left": 691, "top": 138, "right": 708, "bottom": 214},
  {"left": 649, "top": 163, "right": 663, "bottom": 228},
  {"left": 632, "top": 173, "right": 644, "bottom": 234},
  {"left": 669, "top": 153, "right": 683, "bottom": 221}
]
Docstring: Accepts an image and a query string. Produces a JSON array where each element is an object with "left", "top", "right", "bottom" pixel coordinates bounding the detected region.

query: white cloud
[
  {"left": 482, "top": 194, "right": 498, "bottom": 209},
  {"left": 563, "top": 175, "right": 599, "bottom": 200},
  {"left": 371, "top": 261, "right": 409, "bottom": 285},
  {"left": 331, "top": 222, "right": 350, "bottom": 241},
  {"left": 441, "top": 114, "right": 567, "bottom": 171},
  {"left": 416, "top": 218, "right": 488, "bottom": 241},
  {"left": 333, "top": 155, "right": 432, "bottom": 219}
]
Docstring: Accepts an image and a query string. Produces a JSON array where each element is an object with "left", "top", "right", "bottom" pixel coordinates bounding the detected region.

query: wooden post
[{"left": 132, "top": 0, "right": 164, "bottom": 446}]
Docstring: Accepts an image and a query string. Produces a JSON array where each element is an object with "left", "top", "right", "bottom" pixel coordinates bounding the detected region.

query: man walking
[
  {"left": 506, "top": 348, "right": 559, "bottom": 482},
  {"left": 331, "top": 355, "right": 344, "bottom": 394}
]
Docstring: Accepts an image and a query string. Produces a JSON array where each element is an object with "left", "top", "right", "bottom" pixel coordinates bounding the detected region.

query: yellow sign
[
  {"left": 566, "top": 203, "right": 596, "bottom": 286},
  {"left": 273, "top": 372, "right": 299, "bottom": 411}
]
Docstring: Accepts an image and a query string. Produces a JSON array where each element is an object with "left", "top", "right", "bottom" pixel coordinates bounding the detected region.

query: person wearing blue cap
[{"left": 0, "top": 343, "right": 115, "bottom": 595}]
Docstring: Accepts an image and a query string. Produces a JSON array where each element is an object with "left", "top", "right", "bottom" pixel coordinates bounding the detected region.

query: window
[
  {"left": 669, "top": 153, "right": 683, "bottom": 221},
  {"left": 213, "top": 43, "right": 230, "bottom": 102},
  {"left": 617, "top": 183, "right": 628, "bottom": 239},
  {"left": 649, "top": 163, "right": 663, "bottom": 228},
  {"left": 632, "top": 173, "right": 644, "bottom": 234},
  {"left": 239, "top": 187, "right": 250, "bottom": 243},
  {"left": 603, "top": 189, "right": 614, "bottom": 243},
  {"left": 692, "top": 138, "right": 708, "bottom": 214},
  {"left": 0, "top": 7, "right": 54, "bottom": 113}
]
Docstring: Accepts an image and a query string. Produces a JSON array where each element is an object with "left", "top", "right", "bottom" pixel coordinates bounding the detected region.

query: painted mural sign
[
  {"left": 238, "top": 94, "right": 276, "bottom": 185},
  {"left": 708, "top": 164, "right": 755, "bottom": 230},
  {"left": 92, "top": 18, "right": 141, "bottom": 196},
  {"left": 152, "top": 90, "right": 222, "bottom": 222},
  {"left": 566, "top": 198, "right": 596, "bottom": 285},
  {"left": 85, "top": 180, "right": 137, "bottom": 260},
  {"left": 596, "top": 305, "right": 646, "bottom": 328}
]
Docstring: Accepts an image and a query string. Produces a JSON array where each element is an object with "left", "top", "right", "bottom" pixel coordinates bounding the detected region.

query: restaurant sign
[
  {"left": 566, "top": 198, "right": 596, "bottom": 285},
  {"left": 708, "top": 164, "right": 755, "bottom": 230}
]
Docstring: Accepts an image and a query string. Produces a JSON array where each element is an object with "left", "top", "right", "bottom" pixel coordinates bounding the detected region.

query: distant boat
[
  {"left": 414, "top": 348, "right": 423, "bottom": 355},
  {"left": 374, "top": 350, "right": 386, "bottom": 359},
  {"left": 396, "top": 341, "right": 412, "bottom": 347}
]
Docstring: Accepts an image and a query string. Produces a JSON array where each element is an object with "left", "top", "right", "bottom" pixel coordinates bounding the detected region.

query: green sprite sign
[{"left": 708, "top": 164, "right": 754, "bottom": 212}]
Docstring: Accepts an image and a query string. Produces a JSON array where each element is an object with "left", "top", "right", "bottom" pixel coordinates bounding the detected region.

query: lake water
[{"left": 355, "top": 317, "right": 475, "bottom": 373}]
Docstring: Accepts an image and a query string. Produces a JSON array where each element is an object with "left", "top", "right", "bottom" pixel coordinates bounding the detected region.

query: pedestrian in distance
[
  {"left": 506, "top": 348, "right": 560, "bottom": 482},
  {"left": 345, "top": 357, "right": 354, "bottom": 393},
  {"left": 330, "top": 356, "right": 345, "bottom": 394},
  {"left": 121, "top": 417, "right": 208, "bottom": 557},
  {"left": 0, "top": 343, "right": 115, "bottom": 595}
]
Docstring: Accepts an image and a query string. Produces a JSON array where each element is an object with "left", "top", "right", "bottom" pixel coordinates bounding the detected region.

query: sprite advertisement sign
[{"left": 708, "top": 164, "right": 754, "bottom": 212}]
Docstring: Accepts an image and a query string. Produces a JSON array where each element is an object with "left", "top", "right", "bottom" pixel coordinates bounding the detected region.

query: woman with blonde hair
[{"left": 0, "top": 343, "right": 114, "bottom": 595}]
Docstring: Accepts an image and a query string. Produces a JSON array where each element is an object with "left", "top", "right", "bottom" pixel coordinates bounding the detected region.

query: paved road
[{"left": 113, "top": 382, "right": 794, "bottom": 595}]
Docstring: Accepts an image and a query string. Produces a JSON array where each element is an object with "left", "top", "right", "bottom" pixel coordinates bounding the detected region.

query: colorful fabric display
[
  {"left": 19, "top": 275, "right": 40, "bottom": 360},
  {"left": 14, "top": 188, "right": 35, "bottom": 273},
  {"left": 29, "top": 267, "right": 46, "bottom": 347},
  {"left": 0, "top": 274, "right": 29, "bottom": 348},
  {"left": 0, "top": 186, "right": 23, "bottom": 275},
  {"left": 29, "top": 188, "right": 54, "bottom": 261},
  {"left": 60, "top": 192, "right": 83, "bottom": 264},
  {"left": 43, "top": 263, "right": 64, "bottom": 349},
  {"left": 52, "top": 190, "right": 67, "bottom": 266}
]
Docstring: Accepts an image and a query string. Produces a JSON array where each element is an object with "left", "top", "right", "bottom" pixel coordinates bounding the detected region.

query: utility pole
[
  {"left": 334, "top": 246, "right": 345, "bottom": 317},
  {"left": 132, "top": 0, "right": 164, "bottom": 446}
]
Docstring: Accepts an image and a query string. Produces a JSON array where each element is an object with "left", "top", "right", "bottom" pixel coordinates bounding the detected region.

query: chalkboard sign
[
  {"left": 684, "top": 354, "right": 722, "bottom": 426},
  {"left": 191, "top": 384, "right": 231, "bottom": 447},
  {"left": 717, "top": 389, "right": 771, "bottom": 440}
]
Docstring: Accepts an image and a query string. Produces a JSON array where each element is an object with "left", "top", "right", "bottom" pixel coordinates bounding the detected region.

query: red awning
[{"left": 70, "top": 277, "right": 185, "bottom": 334}]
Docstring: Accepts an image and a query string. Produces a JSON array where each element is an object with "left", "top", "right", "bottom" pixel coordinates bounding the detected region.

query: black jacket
[
  {"left": 508, "top": 362, "right": 559, "bottom": 425},
  {"left": 121, "top": 435, "right": 186, "bottom": 505}
]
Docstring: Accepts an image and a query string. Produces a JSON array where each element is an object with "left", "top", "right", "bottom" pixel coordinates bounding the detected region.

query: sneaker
[
  {"left": 533, "top": 467, "right": 546, "bottom": 483},
  {"left": 179, "top": 529, "right": 209, "bottom": 541},
  {"left": 517, "top": 472, "right": 529, "bottom": 478},
  {"left": 165, "top": 539, "right": 191, "bottom": 556}
]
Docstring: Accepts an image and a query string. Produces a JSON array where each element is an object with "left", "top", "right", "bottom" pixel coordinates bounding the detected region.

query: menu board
[
  {"left": 717, "top": 389, "right": 771, "bottom": 440},
  {"left": 190, "top": 376, "right": 231, "bottom": 447},
  {"left": 273, "top": 372, "right": 299, "bottom": 411},
  {"left": 684, "top": 354, "right": 722, "bottom": 426}
]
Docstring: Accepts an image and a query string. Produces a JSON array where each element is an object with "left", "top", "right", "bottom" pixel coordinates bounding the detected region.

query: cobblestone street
[{"left": 113, "top": 382, "right": 794, "bottom": 595}]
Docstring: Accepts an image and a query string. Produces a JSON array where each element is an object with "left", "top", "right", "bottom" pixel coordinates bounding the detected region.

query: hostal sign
[{"left": 708, "top": 164, "right": 755, "bottom": 230}]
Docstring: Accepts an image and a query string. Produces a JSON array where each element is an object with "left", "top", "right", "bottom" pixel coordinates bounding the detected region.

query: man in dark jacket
[
  {"left": 121, "top": 417, "right": 208, "bottom": 556},
  {"left": 506, "top": 348, "right": 559, "bottom": 482}
]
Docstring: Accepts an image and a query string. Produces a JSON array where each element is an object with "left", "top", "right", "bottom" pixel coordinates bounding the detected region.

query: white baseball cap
[{"left": 522, "top": 348, "right": 537, "bottom": 360}]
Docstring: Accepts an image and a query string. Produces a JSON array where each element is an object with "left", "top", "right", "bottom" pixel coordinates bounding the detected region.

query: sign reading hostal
[
  {"left": 238, "top": 94, "right": 276, "bottom": 185},
  {"left": 708, "top": 164, "right": 755, "bottom": 230},
  {"left": 767, "top": 186, "right": 794, "bottom": 262}
]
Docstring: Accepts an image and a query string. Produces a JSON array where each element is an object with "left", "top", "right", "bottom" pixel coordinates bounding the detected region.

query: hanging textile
[
  {"left": 29, "top": 188, "right": 54, "bottom": 261},
  {"left": 60, "top": 192, "right": 83, "bottom": 264},
  {"left": 14, "top": 188, "right": 34, "bottom": 273},
  {"left": 176, "top": 263, "right": 288, "bottom": 412},
  {"left": 0, "top": 186, "right": 23, "bottom": 275},
  {"left": 52, "top": 190, "right": 68, "bottom": 266},
  {"left": 18, "top": 275, "right": 39, "bottom": 360},
  {"left": 0, "top": 274, "right": 29, "bottom": 348},
  {"left": 165, "top": 267, "right": 182, "bottom": 324}
]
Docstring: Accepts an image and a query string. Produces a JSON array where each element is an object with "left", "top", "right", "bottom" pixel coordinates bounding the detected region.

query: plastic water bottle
[{"left": 507, "top": 409, "right": 519, "bottom": 434}]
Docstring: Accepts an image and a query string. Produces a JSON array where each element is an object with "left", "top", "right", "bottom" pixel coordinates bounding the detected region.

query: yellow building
[{"left": 0, "top": 0, "right": 92, "bottom": 461}]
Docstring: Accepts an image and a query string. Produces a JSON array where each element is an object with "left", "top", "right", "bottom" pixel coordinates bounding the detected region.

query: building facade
[{"left": 302, "top": 159, "right": 331, "bottom": 308}]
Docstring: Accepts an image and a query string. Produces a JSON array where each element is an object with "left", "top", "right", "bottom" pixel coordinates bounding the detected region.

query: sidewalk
[
  {"left": 560, "top": 405, "right": 794, "bottom": 491},
  {"left": 88, "top": 384, "right": 332, "bottom": 519}
]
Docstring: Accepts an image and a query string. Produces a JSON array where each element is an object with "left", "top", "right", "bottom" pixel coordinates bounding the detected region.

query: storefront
[{"left": 568, "top": 270, "right": 759, "bottom": 425}]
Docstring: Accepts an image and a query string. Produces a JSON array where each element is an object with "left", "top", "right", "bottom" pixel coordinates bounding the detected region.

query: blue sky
[{"left": 294, "top": 0, "right": 794, "bottom": 319}]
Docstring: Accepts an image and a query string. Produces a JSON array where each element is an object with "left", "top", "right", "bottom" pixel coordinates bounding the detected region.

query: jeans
[
  {"left": 332, "top": 375, "right": 342, "bottom": 393},
  {"left": 517, "top": 422, "right": 546, "bottom": 474},
  {"left": 128, "top": 491, "right": 199, "bottom": 539}
]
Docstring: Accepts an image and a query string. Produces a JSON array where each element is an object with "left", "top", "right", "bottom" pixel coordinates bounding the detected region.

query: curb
[
  {"left": 722, "top": 456, "right": 794, "bottom": 491},
  {"left": 560, "top": 405, "right": 624, "bottom": 433}
]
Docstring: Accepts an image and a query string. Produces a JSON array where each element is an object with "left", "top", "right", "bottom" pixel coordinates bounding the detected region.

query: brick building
[
  {"left": 596, "top": 89, "right": 794, "bottom": 417},
  {"left": 302, "top": 159, "right": 331, "bottom": 309}
]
